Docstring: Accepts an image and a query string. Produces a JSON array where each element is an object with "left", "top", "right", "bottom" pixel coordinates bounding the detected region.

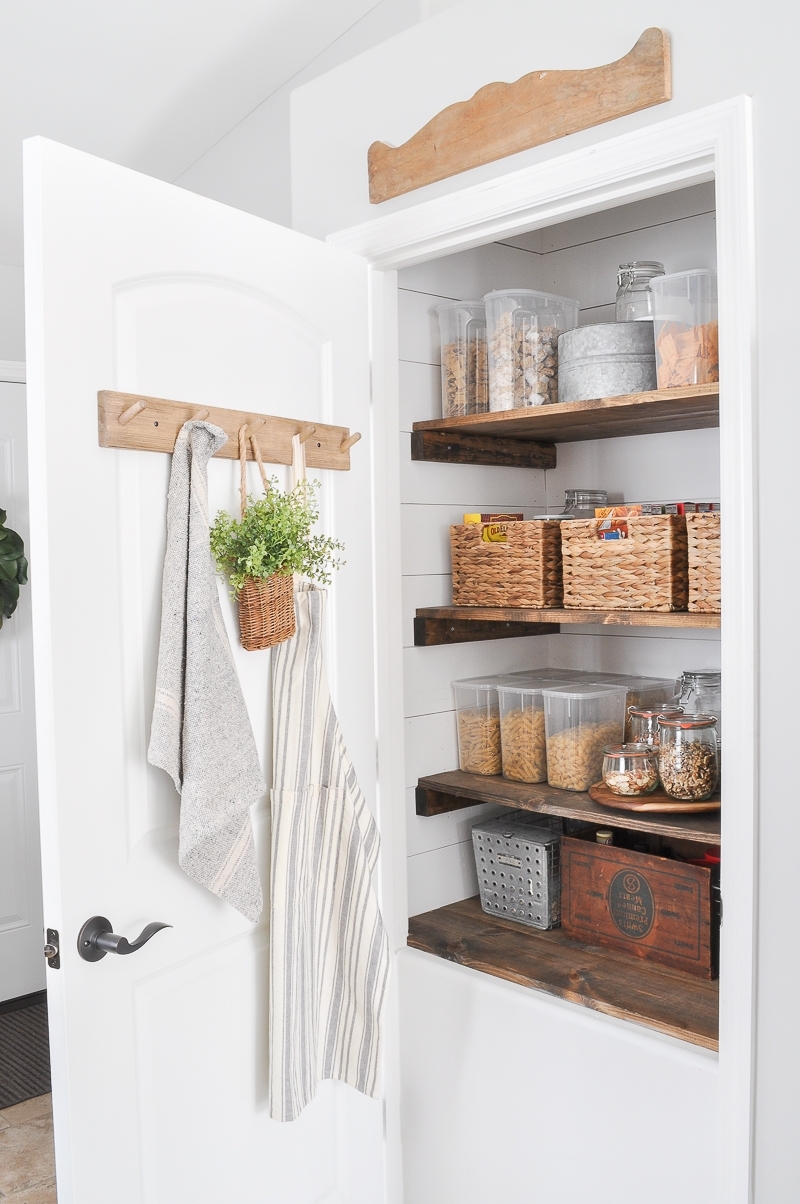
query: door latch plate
[{"left": 44, "top": 928, "right": 60, "bottom": 969}]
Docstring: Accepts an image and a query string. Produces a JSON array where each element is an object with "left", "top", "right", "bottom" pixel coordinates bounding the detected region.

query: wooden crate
[
  {"left": 561, "top": 832, "right": 719, "bottom": 978},
  {"left": 560, "top": 514, "right": 688, "bottom": 611},
  {"left": 450, "top": 521, "right": 563, "bottom": 608},
  {"left": 686, "top": 512, "right": 721, "bottom": 612}
]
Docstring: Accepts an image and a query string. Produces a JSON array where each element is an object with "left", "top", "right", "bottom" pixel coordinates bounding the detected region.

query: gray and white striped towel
[
  {"left": 269, "top": 583, "right": 390, "bottom": 1121},
  {"left": 148, "top": 420, "right": 265, "bottom": 922}
]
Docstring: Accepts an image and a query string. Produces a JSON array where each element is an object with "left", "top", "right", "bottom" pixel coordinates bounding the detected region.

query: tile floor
[{"left": 0, "top": 1094, "right": 56, "bottom": 1202}]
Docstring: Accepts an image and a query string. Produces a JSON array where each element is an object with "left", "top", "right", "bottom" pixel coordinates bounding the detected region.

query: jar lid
[
  {"left": 680, "top": 670, "right": 721, "bottom": 683},
  {"left": 617, "top": 260, "right": 665, "bottom": 285},
  {"left": 628, "top": 705, "right": 684, "bottom": 718},
  {"left": 658, "top": 713, "right": 718, "bottom": 729},
  {"left": 603, "top": 743, "right": 656, "bottom": 756}
]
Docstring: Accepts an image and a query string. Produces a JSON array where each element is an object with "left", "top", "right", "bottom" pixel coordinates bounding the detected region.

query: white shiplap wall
[{"left": 399, "top": 183, "right": 722, "bottom": 917}]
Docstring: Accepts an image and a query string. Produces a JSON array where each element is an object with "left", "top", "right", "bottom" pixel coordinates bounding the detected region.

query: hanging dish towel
[
  {"left": 270, "top": 582, "right": 390, "bottom": 1121},
  {"left": 148, "top": 420, "right": 265, "bottom": 922}
]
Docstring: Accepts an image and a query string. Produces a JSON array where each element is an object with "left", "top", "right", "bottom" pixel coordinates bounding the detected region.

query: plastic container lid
[
  {"left": 542, "top": 684, "right": 629, "bottom": 701},
  {"left": 483, "top": 287, "right": 579, "bottom": 307}
]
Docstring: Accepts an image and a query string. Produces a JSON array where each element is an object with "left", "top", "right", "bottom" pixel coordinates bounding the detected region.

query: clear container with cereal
[
  {"left": 498, "top": 679, "right": 571, "bottom": 784},
  {"left": 543, "top": 684, "right": 628, "bottom": 792},
  {"left": 483, "top": 288, "right": 579, "bottom": 411},
  {"left": 657, "top": 714, "right": 719, "bottom": 800},
  {"left": 436, "top": 301, "right": 489, "bottom": 417},
  {"left": 651, "top": 269, "right": 718, "bottom": 389},
  {"left": 453, "top": 677, "right": 502, "bottom": 775}
]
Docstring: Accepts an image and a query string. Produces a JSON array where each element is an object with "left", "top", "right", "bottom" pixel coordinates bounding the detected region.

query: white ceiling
[{"left": 0, "top": 0, "right": 384, "bottom": 264}]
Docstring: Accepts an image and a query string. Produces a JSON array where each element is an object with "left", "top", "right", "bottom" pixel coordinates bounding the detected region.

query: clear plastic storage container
[
  {"left": 436, "top": 301, "right": 489, "bottom": 417},
  {"left": 542, "top": 684, "right": 627, "bottom": 792},
  {"left": 498, "top": 680, "right": 570, "bottom": 784},
  {"left": 602, "top": 743, "right": 660, "bottom": 796},
  {"left": 587, "top": 675, "right": 680, "bottom": 738},
  {"left": 657, "top": 714, "right": 719, "bottom": 800},
  {"left": 484, "top": 288, "right": 579, "bottom": 411},
  {"left": 651, "top": 269, "right": 718, "bottom": 389},
  {"left": 453, "top": 678, "right": 502, "bottom": 775}
]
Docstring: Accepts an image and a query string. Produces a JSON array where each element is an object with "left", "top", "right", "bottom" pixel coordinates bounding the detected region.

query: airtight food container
[
  {"left": 453, "top": 678, "right": 502, "bottom": 775},
  {"left": 483, "top": 289, "right": 579, "bottom": 411},
  {"left": 498, "top": 680, "right": 571, "bottom": 784},
  {"left": 651, "top": 269, "right": 718, "bottom": 389},
  {"left": 436, "top": 301, "right": 489, "bottom": 417},
  {"left": 542, "top": 684, "right": 627, "bottom": 792},
  {"left": 590, "top": 675, "right": 680, "bottom": 738}
]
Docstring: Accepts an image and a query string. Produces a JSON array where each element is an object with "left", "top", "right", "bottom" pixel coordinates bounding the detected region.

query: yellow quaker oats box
[{"left": 463, "top": 512, "right": 524, "bottom": 543}]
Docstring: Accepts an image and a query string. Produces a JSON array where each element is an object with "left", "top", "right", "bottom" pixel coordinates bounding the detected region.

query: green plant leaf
[{"left": 210, "top": 477, "right": 344, "bottom": 596}]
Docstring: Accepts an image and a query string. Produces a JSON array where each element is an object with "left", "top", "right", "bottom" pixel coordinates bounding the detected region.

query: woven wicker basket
[
  {"left": 238, "top": 574, "right": 296, "bottom": 650},
  {"left": 450, "top": 521, "right": 563, "bottom": 608},
  {"left": 686, "top": 512, "right": 721, "bottom": 612},
  {"left": 561, "top": 515, "right": 688, "bottom": 611}
]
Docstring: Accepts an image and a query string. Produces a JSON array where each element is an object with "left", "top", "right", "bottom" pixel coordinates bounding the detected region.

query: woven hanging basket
[
  {"left": 234, "top": 422, "right": 297, "bottom": 651},
  {"left": 238, "top": 573, "right": 296, "bottom": 650}
]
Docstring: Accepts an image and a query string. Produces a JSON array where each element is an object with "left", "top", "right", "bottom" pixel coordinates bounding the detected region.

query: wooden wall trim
[{"left": 368, "top": 28, "right": 671, "bottom": 204}]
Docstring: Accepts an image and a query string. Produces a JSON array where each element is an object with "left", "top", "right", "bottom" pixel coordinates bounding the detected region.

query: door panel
[
  {"left": 0, "top": 380, "right": 44, "bottom": 1002},
  {"left": 24, "top": 138, "right": 381, "bottom": 1204}
]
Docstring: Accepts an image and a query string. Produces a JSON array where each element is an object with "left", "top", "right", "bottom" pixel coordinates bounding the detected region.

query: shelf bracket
[
  {"left": 414, "top": 617, "right": 559, "bottom": 645},
  {"left": 411, "top": 429, "right": 556, "bottom": 469}
]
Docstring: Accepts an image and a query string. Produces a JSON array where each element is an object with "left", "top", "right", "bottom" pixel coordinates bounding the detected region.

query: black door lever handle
[{"left": 77, "top": 916, "right": 171, "bottom": 962}]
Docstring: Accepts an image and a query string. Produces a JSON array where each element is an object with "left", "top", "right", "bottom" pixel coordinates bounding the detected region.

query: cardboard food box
[{"left": 561, "top": 832, "right": 720, "bottom": 978}]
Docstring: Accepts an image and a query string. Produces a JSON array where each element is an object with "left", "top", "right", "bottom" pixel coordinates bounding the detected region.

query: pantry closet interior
[{"left": 397, "top": 180, "right": 720, "bottom": 1046}]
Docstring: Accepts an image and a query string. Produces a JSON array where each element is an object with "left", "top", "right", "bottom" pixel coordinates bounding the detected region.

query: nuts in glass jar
[{"left": 602, "top": 743, "right": 659, "bottom": 796}]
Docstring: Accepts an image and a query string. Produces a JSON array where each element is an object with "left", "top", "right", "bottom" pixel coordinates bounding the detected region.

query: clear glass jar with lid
[
  {"left": 615, "top": 261, "right": 665, "bottom": 322},
  {"left": 627, "top": 704, "right": 684, "bottom": 745},
  {"left": 677, "top": 672, "right": 721, "bottom": 752},
  {"left": 657, "top": 714, "right": 719, "bottom": 800},
  {"left": 602, "top": 743, "right": 660, "bottom": 796},
  {"left": 563, "top": 489, "right": 607, "bottom": 519}
]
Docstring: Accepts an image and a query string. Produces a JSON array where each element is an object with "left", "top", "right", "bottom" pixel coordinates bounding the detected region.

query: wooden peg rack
[{"left": 97, "top": 391, "right": 361, "bottom": 470}]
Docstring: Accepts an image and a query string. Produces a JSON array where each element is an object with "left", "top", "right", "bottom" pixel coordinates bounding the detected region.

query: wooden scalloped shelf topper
[{"left": 368, "top": 28, "right": 671, "bottom": 204}]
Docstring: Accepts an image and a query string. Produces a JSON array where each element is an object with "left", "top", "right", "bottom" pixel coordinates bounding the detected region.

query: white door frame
[{"left": 330, "top": 96, "right": 757, "bottom": 1204}]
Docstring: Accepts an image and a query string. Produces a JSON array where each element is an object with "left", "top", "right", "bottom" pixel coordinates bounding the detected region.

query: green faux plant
[
  {"left": 210, "top": 478, "right": 344, "bottom": 596},
  {"left": 0, "top": 509, "right": 28, "bottom": 628}
]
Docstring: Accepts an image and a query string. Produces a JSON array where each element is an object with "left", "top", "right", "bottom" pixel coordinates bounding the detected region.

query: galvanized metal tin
[
  {"left": 471, "top": 813, "right": 561, "bottom": 930},
  {"left": 558, "top": 321, "right": 657, "bottom": 403}
]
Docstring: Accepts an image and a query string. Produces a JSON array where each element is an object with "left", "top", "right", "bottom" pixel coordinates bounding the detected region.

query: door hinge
[{"left": 44, "top": 928, "right": 60, "bottom": 969}]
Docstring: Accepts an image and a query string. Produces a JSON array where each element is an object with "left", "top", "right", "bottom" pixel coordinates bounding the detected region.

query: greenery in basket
[
  {"left": 0, "top": 509, "right": 28, "bottom": 628},
  {"left": 210, "top": 478, "right": 344, "bottom": 595}
]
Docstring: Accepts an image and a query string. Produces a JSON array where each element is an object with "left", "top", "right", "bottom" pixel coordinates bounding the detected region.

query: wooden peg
[
  {"left": 244, "top": 417, "right": 266, "bottom": 437},
  {"left": 192, "top": 409, "right": 210, "bottom": 421},
  {"left": 118, "top": 399, "right": 146, "bottom": 426},
  {"left": 340, "top": 431, "right": 361, "bottom": 454},
  {"left": 298, "top": 425, "right": 317, "bottom": 444}
]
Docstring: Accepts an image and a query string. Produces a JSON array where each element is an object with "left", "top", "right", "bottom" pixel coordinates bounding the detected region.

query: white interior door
[
  {"left": 24, "top": 137, "right": 383, "bottom": 1204},
  {"left": 0, "top": 377, "right": 44, "bottom": 1002}
]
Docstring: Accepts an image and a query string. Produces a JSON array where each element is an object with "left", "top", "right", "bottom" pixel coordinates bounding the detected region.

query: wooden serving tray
[{"left": 588, "top": 781, "right": 721, "bottom": 814}]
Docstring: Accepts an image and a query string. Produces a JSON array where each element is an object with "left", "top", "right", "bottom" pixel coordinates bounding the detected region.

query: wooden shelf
[
  {"left": 414, "top": 606, "right": 720, "bottom": 644},
  {"left": 408, "top": 897, "right": 719, "bottom": 1049},
  {"left": 417, "top": 770, "right": 721, "bottom": 845},
  {"left": 411, "top": 383, "right": 719, "bottom": 466}
]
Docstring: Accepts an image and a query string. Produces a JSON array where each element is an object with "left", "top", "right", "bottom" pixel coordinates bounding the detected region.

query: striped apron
[{"left": 269, "top": 583, "right": 390, "bottom": 1121}]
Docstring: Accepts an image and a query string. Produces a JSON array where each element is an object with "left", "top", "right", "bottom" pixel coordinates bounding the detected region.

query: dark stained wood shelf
[
  {"left": 408, "top": 896, "right": 719, "bottom": 1049},
  {"left": 417, "top": 769, "right": 722, "bottom": 845},
  {"left": 412, "top": 383, "right": 719, "bottom": 460},
  {"left": 414, "top": 606, "right": 720, "bottom": 644}
]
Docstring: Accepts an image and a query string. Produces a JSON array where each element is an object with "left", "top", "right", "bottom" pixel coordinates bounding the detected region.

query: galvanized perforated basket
[{"left": 472, "top": 813, "right": 561, "bottom": 930}]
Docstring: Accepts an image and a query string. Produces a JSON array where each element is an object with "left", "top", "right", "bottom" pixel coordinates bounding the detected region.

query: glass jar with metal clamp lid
[{"left": 615, "top": 261, "right": 665, "bottom": 323}]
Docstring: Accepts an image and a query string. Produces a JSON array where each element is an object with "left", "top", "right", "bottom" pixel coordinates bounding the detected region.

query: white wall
[
  {"left": 174, "top": 0, "right": 428, "bottom": 228},
  {"left": 0, "top": 265, "right": 25, "bottom": 362},
  {"left": 399, "top": 185, "right": 720, "bottom": 918}
]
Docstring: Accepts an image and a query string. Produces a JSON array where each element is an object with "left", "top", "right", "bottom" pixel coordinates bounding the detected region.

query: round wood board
[{"left": 588, "top": 781, "right": 721, "bottom": 814}]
